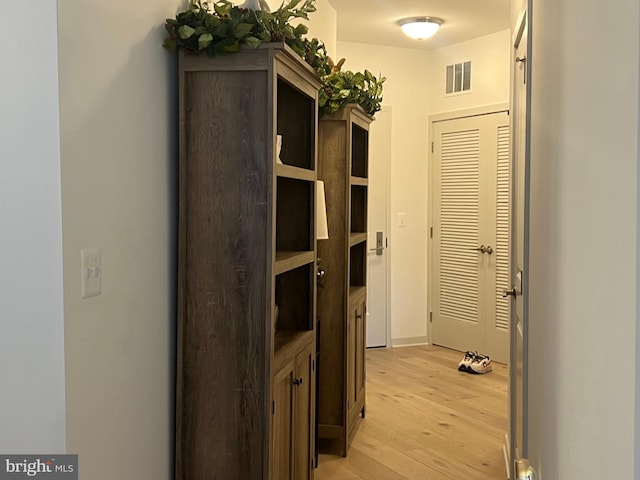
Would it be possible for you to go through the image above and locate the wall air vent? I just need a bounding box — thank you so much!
[445,61,472,95]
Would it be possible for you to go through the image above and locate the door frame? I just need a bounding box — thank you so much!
[367,105,393,348]
[508,4,532,477]
[427,103,509,345]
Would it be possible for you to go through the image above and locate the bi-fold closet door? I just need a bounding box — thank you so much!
[431,111,510,363]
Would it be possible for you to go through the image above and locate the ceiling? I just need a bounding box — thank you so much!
[326,0,511,50]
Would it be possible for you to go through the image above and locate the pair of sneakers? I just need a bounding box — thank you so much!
[458,351,492,374]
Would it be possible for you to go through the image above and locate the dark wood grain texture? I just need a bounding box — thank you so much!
[317,105,373,457]
[176,44,320,480]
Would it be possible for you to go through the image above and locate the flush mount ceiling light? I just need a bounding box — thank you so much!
[397,16,444,40]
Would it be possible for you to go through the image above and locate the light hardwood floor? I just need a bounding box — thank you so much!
[315,345,508,480]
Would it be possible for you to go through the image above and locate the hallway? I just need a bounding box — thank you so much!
[315,345,508,480]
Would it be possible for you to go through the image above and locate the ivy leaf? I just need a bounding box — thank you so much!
[223,40,241,53]
[214,2,229,16]
[233,22,254,39]
[245,36,262,48]
[294,24,308,36]
[178,25,196,39]
[259,30,272,42]
[198,33,214,50]
[163,38,177,51]
[230,6,243,21]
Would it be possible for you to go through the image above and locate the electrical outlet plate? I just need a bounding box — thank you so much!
[80,249,102,299]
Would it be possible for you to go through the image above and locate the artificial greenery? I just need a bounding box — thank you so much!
[163,0,315,56]
[163,0,385,118]
[319,69,386,117]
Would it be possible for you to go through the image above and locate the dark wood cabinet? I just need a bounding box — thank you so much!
[316,105,372,456]
[176,43,320,480]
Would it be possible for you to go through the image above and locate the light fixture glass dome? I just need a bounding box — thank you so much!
[397,17,443,40]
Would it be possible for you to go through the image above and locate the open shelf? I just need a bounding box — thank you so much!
[349,242,366,288]
[350,176,368,187]
[349,232,367,247]
[351,124,369,178]
[276,163,315,181]
[276,177,314,251]
[275,251,315,276]
[275,263,314,333]
[350,185,367,234]
[277,78,316,170]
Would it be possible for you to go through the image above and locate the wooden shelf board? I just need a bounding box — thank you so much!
[350,176,368,186]
[349,285,366,300]
[276,163,315,181]
[274,330,314,370]
[275,250,315,275]
[349,233,367,247]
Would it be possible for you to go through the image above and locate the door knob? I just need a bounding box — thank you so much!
[470,245,487,253]
[486,246,494,255]
[502,287,517,298]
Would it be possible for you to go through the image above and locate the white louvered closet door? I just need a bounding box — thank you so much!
[431,111,510,363]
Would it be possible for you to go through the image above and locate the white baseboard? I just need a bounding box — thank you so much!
[390,336,428,347]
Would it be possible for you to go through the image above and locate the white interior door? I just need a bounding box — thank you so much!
[431,111,510,364]
[366,107,391,348]
[508,8,531,478]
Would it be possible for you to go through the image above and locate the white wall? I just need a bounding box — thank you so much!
[337,42,431,345]
[429,30,511,114]
[57,0,183,478]
[527,0,639,478]
[305,0,337,59]
[0,1,66,453]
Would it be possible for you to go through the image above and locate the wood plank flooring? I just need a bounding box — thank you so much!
[315,345,508,480]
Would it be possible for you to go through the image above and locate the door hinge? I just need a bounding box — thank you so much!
[431,141,434,153]
[429,311,433,323]
[272,400,275,415]
[430,227,433,238]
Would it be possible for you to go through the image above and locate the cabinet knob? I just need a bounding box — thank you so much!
[293,378,303,386]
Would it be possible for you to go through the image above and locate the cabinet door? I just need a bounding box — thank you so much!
[347,301,358,412]
[272,360,295,480]
[355,298,366,408]
[294,343,315,480]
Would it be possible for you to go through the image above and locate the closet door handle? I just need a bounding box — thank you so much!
[471,245,487,253]
[486,246,494,255]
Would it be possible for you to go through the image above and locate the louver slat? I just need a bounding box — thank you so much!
[440,129,480,324]
[495,126,510,332]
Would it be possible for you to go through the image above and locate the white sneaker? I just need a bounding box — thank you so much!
[469,353,492,374]
[458,351,476,372]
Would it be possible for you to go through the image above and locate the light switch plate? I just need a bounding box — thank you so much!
[81,249,102,299]
[397,212,408,227]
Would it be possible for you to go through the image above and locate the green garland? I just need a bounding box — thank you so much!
[163,0,315,55]
[319,69,385,117]
[163,0,384,117]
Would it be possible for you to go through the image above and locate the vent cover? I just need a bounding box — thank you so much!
[446,61,472,94]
